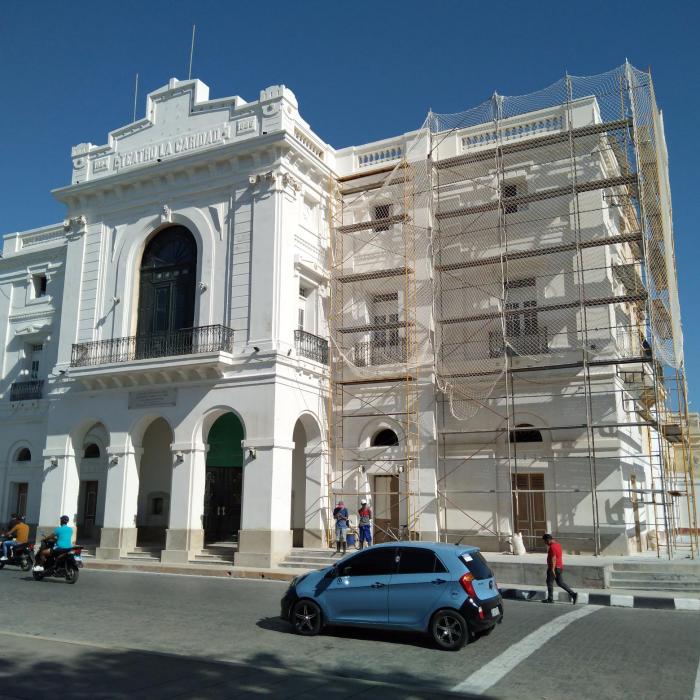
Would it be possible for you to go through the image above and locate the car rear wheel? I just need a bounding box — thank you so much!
[292,599,322,636]
[431,609,468,651]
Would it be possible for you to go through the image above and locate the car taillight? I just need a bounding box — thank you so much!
[459,572,477,598]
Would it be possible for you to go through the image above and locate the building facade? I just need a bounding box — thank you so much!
[0,65,695,565]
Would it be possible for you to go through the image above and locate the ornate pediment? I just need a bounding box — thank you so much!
[66,79,302,187]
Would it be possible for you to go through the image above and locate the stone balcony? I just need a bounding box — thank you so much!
[69,325,235,388]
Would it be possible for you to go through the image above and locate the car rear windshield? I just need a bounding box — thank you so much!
[459,551,493,580]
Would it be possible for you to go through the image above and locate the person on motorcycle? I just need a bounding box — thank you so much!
[1,516,29,561]
[33,515,73,573]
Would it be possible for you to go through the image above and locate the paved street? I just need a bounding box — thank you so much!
[0,568,697,699]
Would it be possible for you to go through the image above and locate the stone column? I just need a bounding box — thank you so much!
[96,448,141,560]
[236,439,294,567]
[37,449,81,543]
[161,443,206,564]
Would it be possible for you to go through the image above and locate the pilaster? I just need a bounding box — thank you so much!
[161,443,207,564]
[96,447,142,559]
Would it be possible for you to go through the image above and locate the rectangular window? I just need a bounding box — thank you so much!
[298,308,305,331]
[32,274,47,298]
[373,204,392,232]
[30,361,40,380]
[501,181,527,214]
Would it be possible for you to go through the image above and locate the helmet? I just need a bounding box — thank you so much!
[60,515,70,525]
[360,499,367,505]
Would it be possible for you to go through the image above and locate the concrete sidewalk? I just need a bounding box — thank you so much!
[499,583,700,610]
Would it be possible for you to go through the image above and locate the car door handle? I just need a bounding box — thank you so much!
[431,578,447,585]
[371,582,386,588]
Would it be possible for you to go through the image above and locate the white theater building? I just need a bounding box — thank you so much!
[0,70,691,565]
[0,80,332,566]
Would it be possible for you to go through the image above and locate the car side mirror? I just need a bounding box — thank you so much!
[341,566,352,577]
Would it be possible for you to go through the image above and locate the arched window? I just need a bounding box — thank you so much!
[84,443,101,459]
[137,226,197,338]
[510,423,543,443]
[371,429,399,447]
[15,448,31,462]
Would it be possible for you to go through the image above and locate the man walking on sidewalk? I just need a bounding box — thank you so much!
[542,533,578,604]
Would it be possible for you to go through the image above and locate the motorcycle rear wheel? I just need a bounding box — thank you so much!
[20,556,31,572]
[65,566,79,584]
[32,571,45,581]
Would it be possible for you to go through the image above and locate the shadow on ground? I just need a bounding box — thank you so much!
[257,614,435,649]
[0,641,493,699]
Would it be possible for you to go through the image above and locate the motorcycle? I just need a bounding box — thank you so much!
[33,539,83,584]
[0,537,34,571]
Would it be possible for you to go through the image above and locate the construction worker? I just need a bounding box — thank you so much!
[332,500,349,555]
[357,499,373,549]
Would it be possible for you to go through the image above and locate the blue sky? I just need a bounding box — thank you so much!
[1,1,699,395]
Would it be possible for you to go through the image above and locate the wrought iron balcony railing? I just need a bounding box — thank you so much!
[70,325,235,368]
[10,380,44,401]
[489,329,549,358]
[353,338,407,367]
[294,330,329,364]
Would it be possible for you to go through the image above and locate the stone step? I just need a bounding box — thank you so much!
[122,551,161,561]
[608,579,700,591]
[192,557,234,567]
[284,553,336,562]
[611,562,700,573]
[193,553,235,564]
[283,558,336,567]
[279,561,327,570]
[609,571,700,583]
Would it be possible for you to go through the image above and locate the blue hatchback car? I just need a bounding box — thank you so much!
[281,542,503,650]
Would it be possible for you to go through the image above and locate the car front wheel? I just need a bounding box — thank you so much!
[430,609,468,651]
[292,599,322,636]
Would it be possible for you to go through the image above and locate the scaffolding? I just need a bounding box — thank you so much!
[326,133,432,543]
[325,63,697,558]
[429,63,696,557]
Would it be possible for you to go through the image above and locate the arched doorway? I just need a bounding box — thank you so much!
[137,226,197,356]
[77,423,109,543]
[204,413,244,543]
[136,418,173,546]
[291,415,324,548]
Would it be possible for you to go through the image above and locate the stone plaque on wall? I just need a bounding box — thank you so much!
[128,388,177,410]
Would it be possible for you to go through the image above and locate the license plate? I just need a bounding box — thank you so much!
[490,607,500,618]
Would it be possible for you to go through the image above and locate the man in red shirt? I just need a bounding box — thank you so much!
[542,533,578,604]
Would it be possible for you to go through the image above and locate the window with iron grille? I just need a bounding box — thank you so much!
[373,204,392,231]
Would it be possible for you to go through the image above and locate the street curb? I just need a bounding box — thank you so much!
[83,559,298,581]
[500,587,700,611]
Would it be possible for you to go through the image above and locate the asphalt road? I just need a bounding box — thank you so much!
[0,568,697,699]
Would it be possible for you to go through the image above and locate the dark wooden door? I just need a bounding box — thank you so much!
[136,227,196,358]
[512,473,547,551]
[374,475,399,543]
[79,481,99,541]
[15,483,28,518]
[203,467,242,543]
